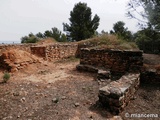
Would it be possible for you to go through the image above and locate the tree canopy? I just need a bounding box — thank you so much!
[63,2,100,41]
[110,21,133,41]
[21,27,67,43]
[127,0,160,53]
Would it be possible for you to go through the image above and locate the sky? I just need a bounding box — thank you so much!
[0,0,139,42]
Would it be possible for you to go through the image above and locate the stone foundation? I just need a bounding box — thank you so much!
[99,73,140,114]
[31,44,78,61]
[79,48,143,74]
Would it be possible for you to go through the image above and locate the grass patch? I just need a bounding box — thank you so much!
[2,72,10,83]
[77,34,138,50]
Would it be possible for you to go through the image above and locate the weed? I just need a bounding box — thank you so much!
[3,72,10,83]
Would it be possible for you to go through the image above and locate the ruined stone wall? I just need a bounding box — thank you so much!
[0,44,36,55]
[0,43,78,62]
[79,48,143,73]
[31,44,78,61]
[99,73,140,114]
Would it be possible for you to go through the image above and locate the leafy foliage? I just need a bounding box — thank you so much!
[21,27,67,43]
[135,27,160,53]
[110,21,133,41]
[63,2,100,41]
[21,33,39,43]
[127,0,160,53]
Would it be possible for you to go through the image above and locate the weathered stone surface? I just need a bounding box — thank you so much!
[97,70,111,80]
[99,73,140,114]
[79,48,143,73]
[76,64,98,73]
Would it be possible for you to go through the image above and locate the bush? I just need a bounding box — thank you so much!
[3,72,10,83]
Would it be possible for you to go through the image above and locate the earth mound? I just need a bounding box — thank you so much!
[37,38,57,45]
[0,49,41,72]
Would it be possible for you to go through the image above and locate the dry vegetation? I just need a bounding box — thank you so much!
[77,34,138,50]
[37,38,57,45]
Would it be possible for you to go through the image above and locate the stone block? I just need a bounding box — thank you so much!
[97,70,111,80]
[76,64,98,73]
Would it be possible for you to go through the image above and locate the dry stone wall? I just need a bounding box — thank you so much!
[79,48,143,73]
[0,43,78,62]
[99,73,140,114]
[31,44,78,61]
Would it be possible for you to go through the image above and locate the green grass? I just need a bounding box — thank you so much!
[77,34,138,50]
[3,72,10,83]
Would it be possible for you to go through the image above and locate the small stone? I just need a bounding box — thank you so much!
[61,96,66,100]
[74,102,80,107]
[13,92,19,96]
[20,97,26,102]
[52,98,59,103]
[131,96,137,100]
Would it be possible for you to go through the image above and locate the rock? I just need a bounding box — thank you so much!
[97,70,111,80]
[61,96,66,100]
[74,102,80,107]
[52,98,59,103]
[20,97,26,102]
[13,92,19,96]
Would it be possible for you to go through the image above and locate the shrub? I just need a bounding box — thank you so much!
[3,72,10,83]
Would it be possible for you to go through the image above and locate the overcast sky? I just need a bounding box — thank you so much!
[0,0,139,42]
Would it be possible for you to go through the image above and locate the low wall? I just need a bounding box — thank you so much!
[31,44,78,61]
[99,73,140,114]
[79,48,143,73]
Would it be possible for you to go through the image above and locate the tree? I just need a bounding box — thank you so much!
[21,27,68,43]
[127,0,160,30]
[135,27,160,53]
[110,21,133,41]
[36,32,45,39]
[63,2,100,41]
[127,0,160,53]
[21,33,39,43]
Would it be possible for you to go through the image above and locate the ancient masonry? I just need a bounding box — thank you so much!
[76,48,143,114]
[31,44,78,61]
[0,43,78,72]
[77,48,143,73]
[0,43,159,115]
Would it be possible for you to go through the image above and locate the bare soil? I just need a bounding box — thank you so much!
[0,54,159,120]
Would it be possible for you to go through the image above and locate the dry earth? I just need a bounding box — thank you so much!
[0,55,159,120]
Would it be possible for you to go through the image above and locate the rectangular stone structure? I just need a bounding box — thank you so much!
[98,73,140,114]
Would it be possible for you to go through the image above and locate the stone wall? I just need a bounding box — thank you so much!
[79,48,143,73]
[31,44,78,61]
[0,43,78,62]
[99,73,140,114]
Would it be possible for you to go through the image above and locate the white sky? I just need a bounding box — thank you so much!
[0,0,139,42]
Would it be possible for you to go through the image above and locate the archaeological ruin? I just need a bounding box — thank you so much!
[0,42,159,115]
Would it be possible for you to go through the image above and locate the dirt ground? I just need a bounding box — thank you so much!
[0,55,160,120]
